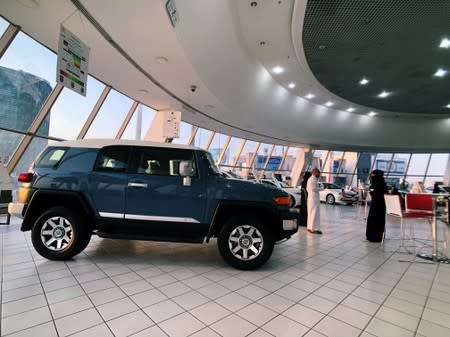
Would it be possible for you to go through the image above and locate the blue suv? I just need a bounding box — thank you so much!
[9,139,298,269]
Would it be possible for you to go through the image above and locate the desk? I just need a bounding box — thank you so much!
[416,194,449,263]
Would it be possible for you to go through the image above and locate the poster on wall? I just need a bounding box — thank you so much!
[56,25,90,96]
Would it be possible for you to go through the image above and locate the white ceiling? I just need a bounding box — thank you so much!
[1,0,449,151]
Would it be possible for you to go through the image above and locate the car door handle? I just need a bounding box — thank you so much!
[128,182,148,188]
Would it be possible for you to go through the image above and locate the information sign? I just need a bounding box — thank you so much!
[56,25,90,96]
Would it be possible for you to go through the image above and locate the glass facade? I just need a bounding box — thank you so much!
[0,16,448,191]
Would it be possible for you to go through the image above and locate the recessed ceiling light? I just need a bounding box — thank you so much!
[288,82,296,89]
[325,101,334,107]
[259,41,266,46]
[445,103,450,109]
[433,68,448,77]
[305,93,315,99]
[439,38,450,49]
[368,111,377,116]
[377,90,391,98]
[272,66,284,74]
[155,56,168,64]
[347,107,355,112]
[250,1,258,7]
[16,0,39,8]
[359,77,369,85]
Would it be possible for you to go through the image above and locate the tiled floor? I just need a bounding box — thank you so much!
[1,204,450,337]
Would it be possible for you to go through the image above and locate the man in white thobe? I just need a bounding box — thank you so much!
[306,168,322,234]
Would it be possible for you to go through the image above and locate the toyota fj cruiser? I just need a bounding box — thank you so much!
[9,139,298,269]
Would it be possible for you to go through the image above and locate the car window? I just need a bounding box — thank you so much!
[204,151,220,175]
[325,184,341,189]
[35,147,67,168]
[95,146,130,173]
[135,147,197,177]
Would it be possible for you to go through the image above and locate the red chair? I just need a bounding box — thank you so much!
[384,194,432,250]
[405,193,433,214]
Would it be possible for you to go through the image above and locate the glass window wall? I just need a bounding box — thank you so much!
[219,136,244,169]
[238,140,258,179]
[192,127,212,149]
[121,104,156,140]
[1,16,449,194]
[208,132,229,163]
[0,16,9,36]
[84,89,133,139]
[38,75,105,140]
[171,121,193,145]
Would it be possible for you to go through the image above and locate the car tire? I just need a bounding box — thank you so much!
[31,207,90,260]
[218,215,275,270]
[326,194,335,205]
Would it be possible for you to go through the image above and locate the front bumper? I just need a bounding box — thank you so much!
[279,208,299,240]
[8,202,25,218]
[339,195,358,203]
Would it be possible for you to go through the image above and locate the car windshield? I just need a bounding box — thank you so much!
[205,152,220,175]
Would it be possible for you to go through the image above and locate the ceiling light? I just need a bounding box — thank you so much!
[359,78,369,85]
[325,101,334,107]
[368,111,377,116]
[433,68,448,77]
[347,107,355,112]
[16,0,39,8]
[250,1,258,7]
[445,103,450,109]
[439,38,450,48]
[155,56,168,64]
[288,82,296,89]
[377,90,391,98]
[305,93,315,99]
[272,66,284,74]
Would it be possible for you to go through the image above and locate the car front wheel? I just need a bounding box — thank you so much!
[218,215,275,270]
[31,207,90,260]
[326,194,335,205]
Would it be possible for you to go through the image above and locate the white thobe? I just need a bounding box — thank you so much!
[306,175,321,231]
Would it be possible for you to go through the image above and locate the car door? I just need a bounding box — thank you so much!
[89,145,131,232]
[124,146,208,242]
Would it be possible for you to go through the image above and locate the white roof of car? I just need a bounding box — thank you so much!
[49,139,203,151]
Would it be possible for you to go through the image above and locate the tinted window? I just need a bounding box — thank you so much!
[95,146,130,173]
[135,147,197,176]
[35,147,67,168]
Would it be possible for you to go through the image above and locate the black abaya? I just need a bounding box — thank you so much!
[299,188,308,227]
[366,170,387,242]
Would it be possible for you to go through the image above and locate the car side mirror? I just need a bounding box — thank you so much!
[179,160,194,186]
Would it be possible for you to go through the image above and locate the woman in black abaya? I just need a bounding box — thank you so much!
[299,171,311,227]
[366,169,388,242]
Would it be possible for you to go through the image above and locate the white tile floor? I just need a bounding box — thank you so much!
[1,204,450,337]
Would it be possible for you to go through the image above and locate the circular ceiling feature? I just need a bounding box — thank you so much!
[302,0,450,115]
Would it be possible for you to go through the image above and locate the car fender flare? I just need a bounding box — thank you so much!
[21,189,95,231]
[205,200,280,243]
